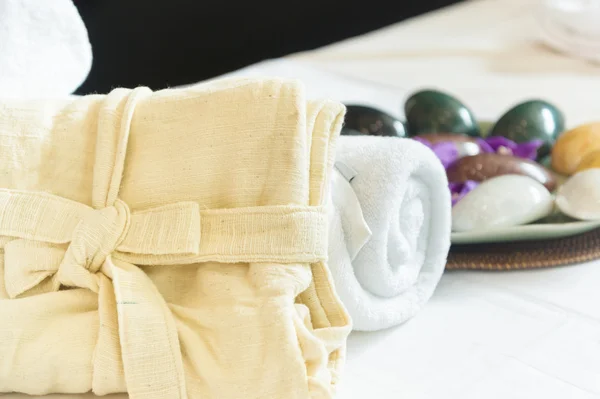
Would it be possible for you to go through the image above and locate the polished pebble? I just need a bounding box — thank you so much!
[576,149,600,172]
[455,142,481,158]
[452,175,554,232]
[552,122,600,175]
[404,89,479,137]
[343,105,406,137]
[446,153,557,191]
[490,100,565,158]
[538,154,553,169]
[556,168,600,220]
[341,128,364,136]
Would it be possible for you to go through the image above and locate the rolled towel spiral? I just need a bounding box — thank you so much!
[328,136,451,331]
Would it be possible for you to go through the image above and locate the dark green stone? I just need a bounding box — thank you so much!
[538,154,552,169]
[490,100,565,158]
[343,105,406,137]
[340,128,366,136]
[404,89,480,137]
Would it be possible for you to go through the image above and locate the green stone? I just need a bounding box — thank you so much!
[538,154,552,169]
[490,100,565,158]
[404,89,480,137]
[343,105,406,137]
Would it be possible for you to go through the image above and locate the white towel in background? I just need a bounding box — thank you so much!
[537,0,600,63]
[0,0,92,97]
[328,136,451,331]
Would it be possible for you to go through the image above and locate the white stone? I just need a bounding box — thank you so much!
[452,175,554,232]
[556,168,600,220]
[455,141,481,158]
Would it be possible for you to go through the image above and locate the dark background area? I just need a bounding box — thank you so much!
[74,0,463,94]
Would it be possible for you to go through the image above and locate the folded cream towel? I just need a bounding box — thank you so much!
[0,78,350,398]
[0,0,92,97]
[328,136,451,331]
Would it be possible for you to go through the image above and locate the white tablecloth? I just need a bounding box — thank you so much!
[4,0,600,397]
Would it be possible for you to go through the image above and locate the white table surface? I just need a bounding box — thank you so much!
[4,0,600,398]
[292,0,600,128]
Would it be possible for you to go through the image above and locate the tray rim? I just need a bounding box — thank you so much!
[451,220,600,244]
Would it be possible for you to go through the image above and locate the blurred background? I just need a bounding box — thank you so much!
[73,0,463,94]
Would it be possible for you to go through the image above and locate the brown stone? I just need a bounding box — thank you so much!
[446,153,557,192]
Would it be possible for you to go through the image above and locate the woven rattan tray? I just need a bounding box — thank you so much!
[446,227,600,270]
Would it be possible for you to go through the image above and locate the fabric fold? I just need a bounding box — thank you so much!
[328,136,451,331]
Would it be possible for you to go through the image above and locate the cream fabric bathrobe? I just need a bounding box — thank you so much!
[0,78,351,398]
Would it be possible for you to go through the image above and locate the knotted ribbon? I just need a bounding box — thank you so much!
[1,190,200,298]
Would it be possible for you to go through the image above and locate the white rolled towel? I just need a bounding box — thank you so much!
[0,0,92,97]
[328,136,451,331]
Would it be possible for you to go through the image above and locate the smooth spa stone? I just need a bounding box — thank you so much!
[340,128,364,136]
[446,153,558,191]
[490,100,565,158]
[343,105,407,137]
[404,89,480,137]
[416,133,481,158]
[551,122,600,175]
[452,175,554,232]
[576,149,600,173]
[556,169,600,220]
[539,154,553,169]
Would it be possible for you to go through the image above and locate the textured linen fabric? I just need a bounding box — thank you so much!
[0,78,351,398]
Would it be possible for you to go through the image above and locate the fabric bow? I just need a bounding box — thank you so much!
[0,189,200,298]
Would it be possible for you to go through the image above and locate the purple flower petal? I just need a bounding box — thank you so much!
[512,139,544,160]
[475,138,495,153]
[412,137,460,169]
[483,136,517,151]
[449,180,479,206]
[431,142,459,169]
[477,136,544,160]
